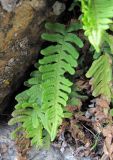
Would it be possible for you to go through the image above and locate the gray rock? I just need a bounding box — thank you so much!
[0,124,18,159]
[0,0,19,12]
[63,147,77,160]
[81,158,91,160]
[0,123,93,160]
[27,147,64,160]
[52,1,66,15]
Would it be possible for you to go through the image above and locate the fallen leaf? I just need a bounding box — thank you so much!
[102,125,113,160]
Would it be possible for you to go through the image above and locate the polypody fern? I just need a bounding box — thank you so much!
[86,54,112,100]
[81,0,113,51]
[9,22,83,146]
[39,22,83,140]
[8,69,50,147]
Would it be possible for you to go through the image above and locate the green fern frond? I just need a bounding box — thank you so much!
[39,22,83,140]
[86,54,112,100]
[9,22,83,147]
[9,104,46,147]
[8,68,45,147]
[81,0,113,51]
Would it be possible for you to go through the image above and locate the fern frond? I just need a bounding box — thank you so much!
[86,54,112,100]
[8,68,45,147]
[39,22,83,140]
[81,0,113,51]
[9,22,83,147]
[9,104,46,147]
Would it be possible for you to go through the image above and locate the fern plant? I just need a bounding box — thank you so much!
[9,22,83,146]
[86,54,112,100]
[39,22,83,140]
[8,69,50,147]
[79,0,113,100]
[81,0,113,52]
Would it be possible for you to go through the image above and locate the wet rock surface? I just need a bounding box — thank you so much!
[0,0,55,112]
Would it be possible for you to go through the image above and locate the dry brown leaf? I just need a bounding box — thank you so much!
[87,97,113,159]
[66,105,81,112]
[88,97,110,123]
[96,98,110,108]
[17,155,27,160]
[70,119,90,144]
[75,114,92,123]
[76,79,90,91]
[102,125,113,160]
[57,120,70,137]
[92,122,102,133]
[15,134,31,159]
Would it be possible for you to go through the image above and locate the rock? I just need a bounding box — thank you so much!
[52,1,66,16]
[0,0,56,112]
[63,147,77,160]
[29,0,46,10]
[0,123,66,160]
[27,147,64,160]
[0,123,93,160]
[0,123,18,160]
[0,0,19,12]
